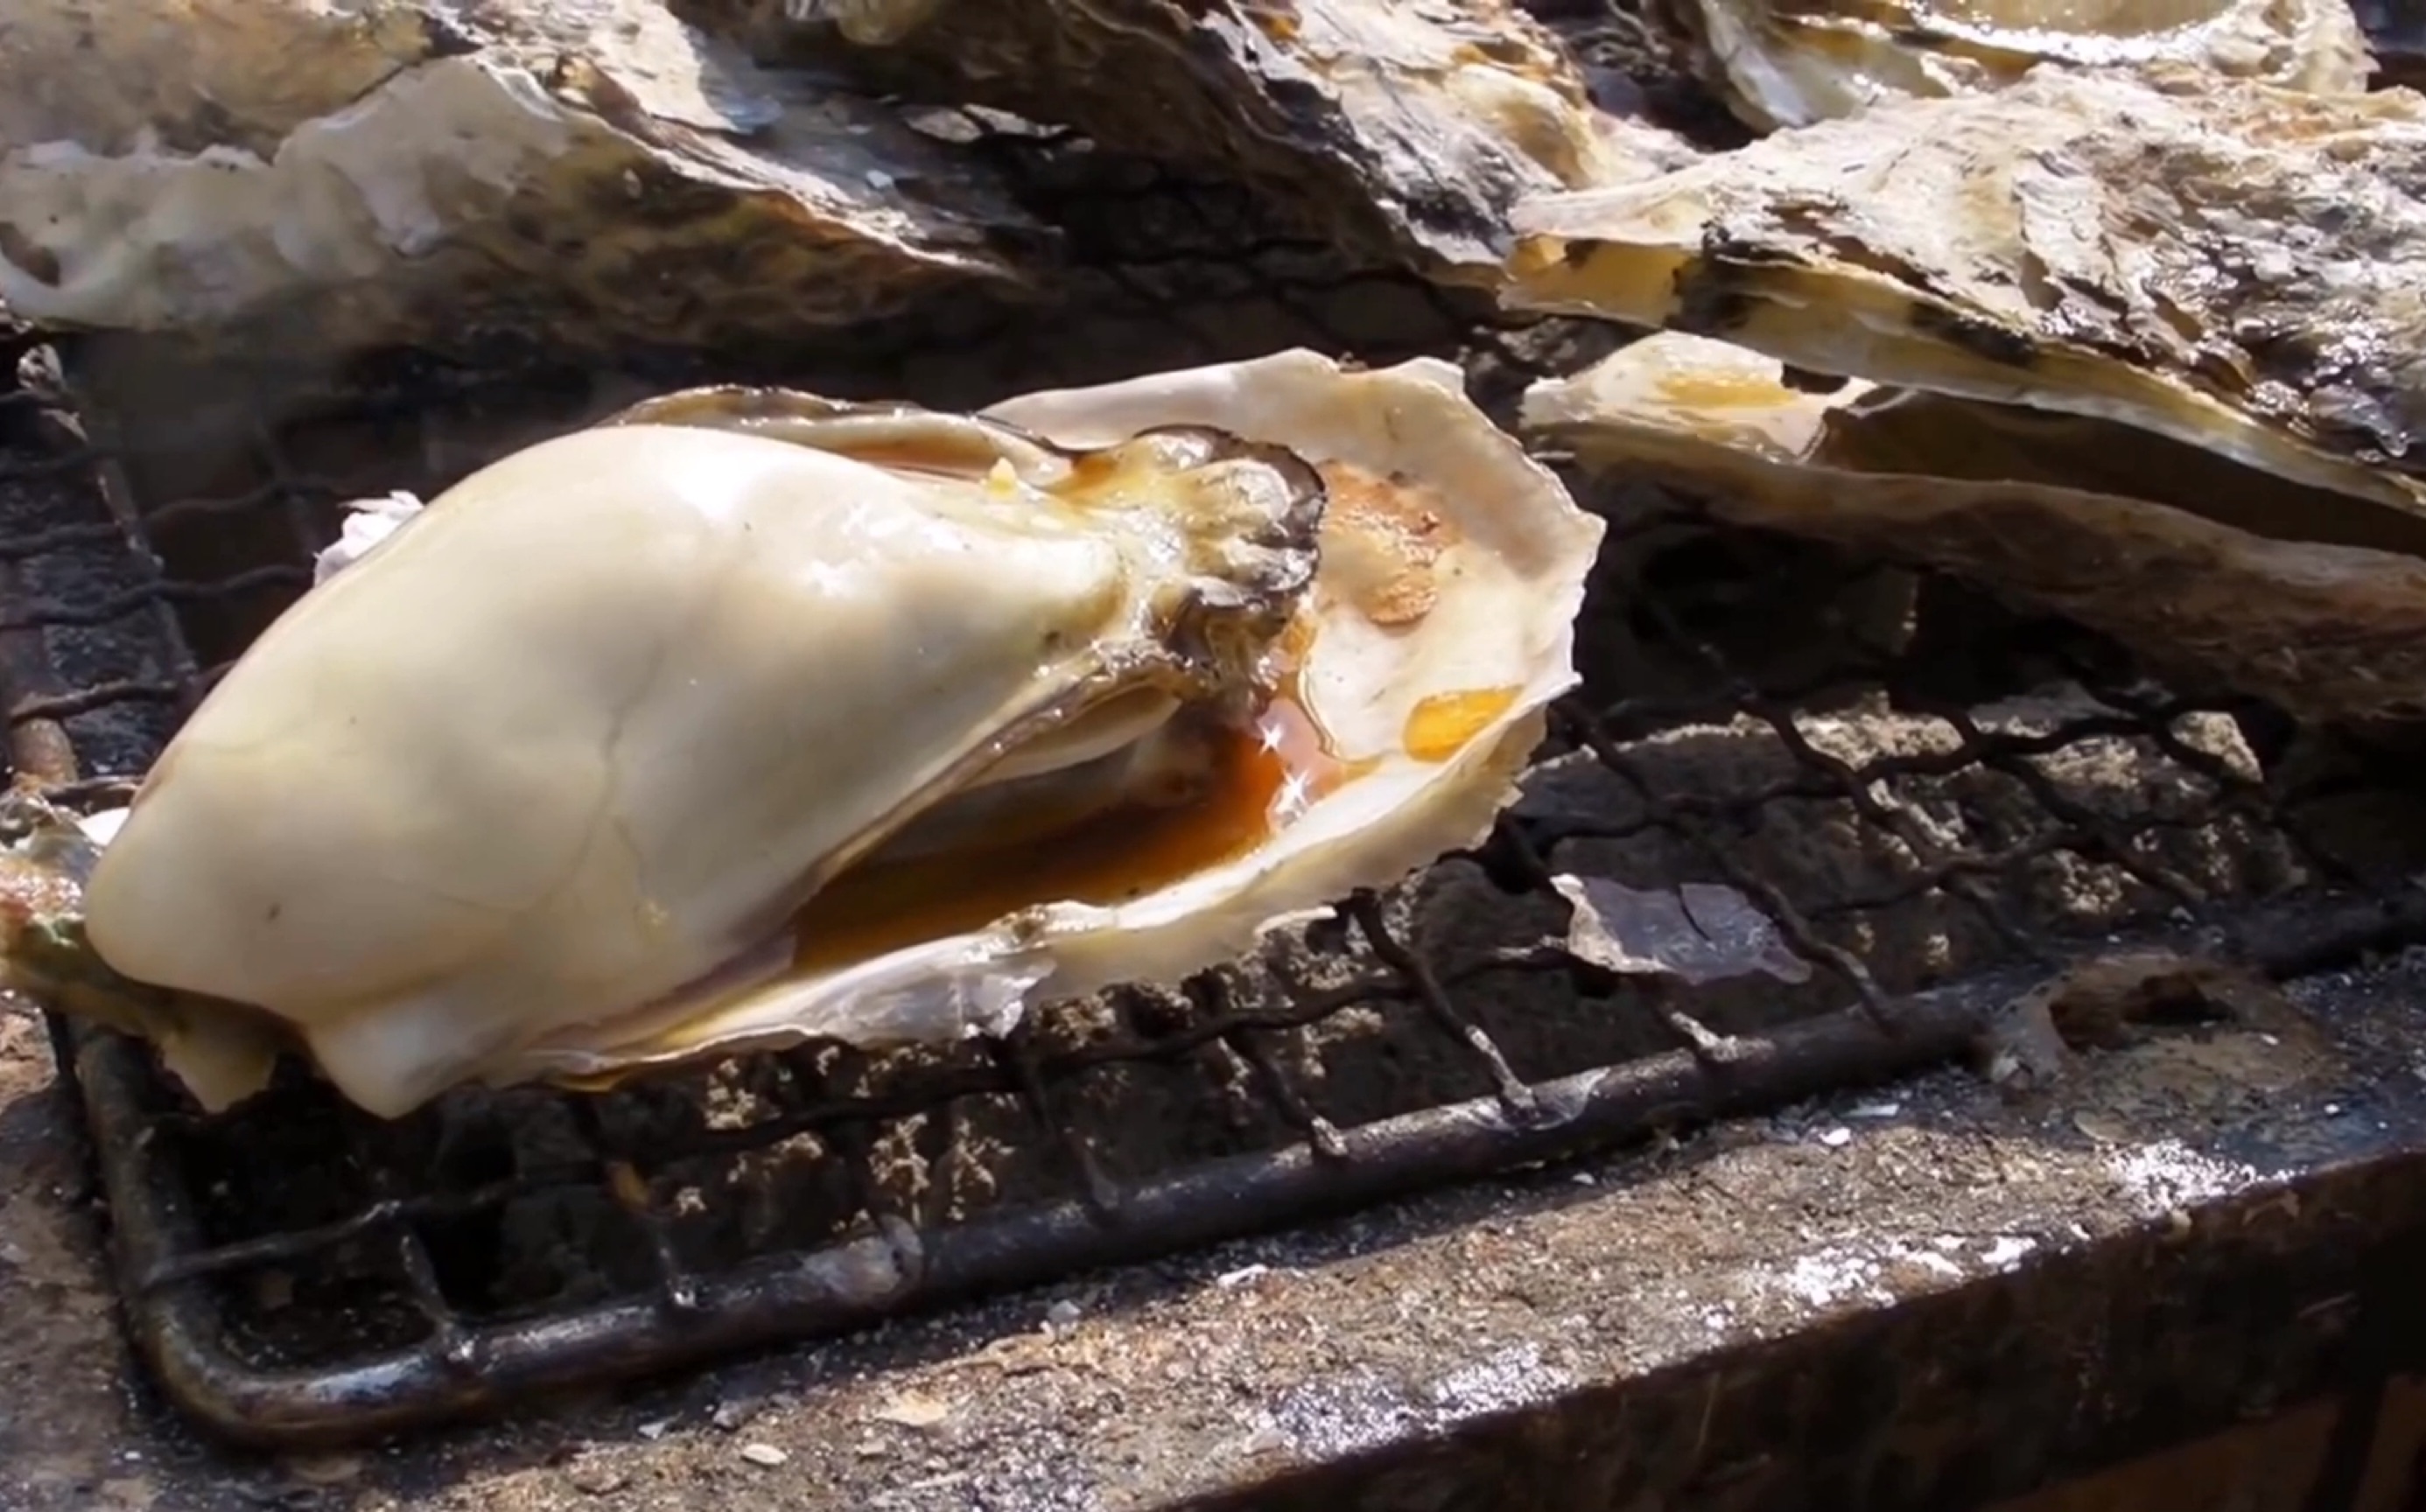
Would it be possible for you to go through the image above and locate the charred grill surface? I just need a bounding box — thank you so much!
[3,122,2425,1447]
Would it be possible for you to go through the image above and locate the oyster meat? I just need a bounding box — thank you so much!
[17,352,1602,1120]
[1525,331,2426,722]
[1665,0,2373,131]
[0,0,1044,360]
[724,0,1692,282]
[1506,66,2426,522]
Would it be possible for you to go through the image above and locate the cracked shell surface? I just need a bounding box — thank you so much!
[1666,0,2373,131]
[1524,331,2426,724]
[55,353,1601,1122]
[1506,66,2426,521]
[0,0,1044,360]
[726,0,1690,281]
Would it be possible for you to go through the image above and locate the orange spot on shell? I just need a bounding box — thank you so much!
[787,651,1364,975]
[1402,688,1520,763]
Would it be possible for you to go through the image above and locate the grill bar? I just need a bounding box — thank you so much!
[39,947,1983,1439]
[61,882,2426,1446]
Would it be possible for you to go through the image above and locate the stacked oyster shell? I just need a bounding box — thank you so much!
[0,0,1055,361]
[1504,48,2426,726]
[0,0,1697,360]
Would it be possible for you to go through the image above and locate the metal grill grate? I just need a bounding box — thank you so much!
[5,120,2426,1449]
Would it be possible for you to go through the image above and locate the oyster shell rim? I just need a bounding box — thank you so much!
[497,348,1607,1091]
[1663,0,2378,133]
[1500,64,2426,525]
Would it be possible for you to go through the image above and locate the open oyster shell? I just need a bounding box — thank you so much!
[722,0,1689,282]
[1525,332,2426,723]
[0,1,1043,360]
[1504,66,2426,521]
[1665,0,2373,132]
[14,353,1602,1120]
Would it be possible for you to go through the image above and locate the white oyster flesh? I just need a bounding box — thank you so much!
[79,410,1327,1118]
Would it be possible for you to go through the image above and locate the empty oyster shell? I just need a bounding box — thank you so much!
[1525,332,2426,723]
[24,353,1602,1119]
[0,1,1043,360]
[730,0,1682,281]
[1505,66,2426,520]
[1666,0,2373,131]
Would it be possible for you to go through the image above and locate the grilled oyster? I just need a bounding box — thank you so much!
[1666,0,2373,131]
[1505,66,2426,520]
[725,0,1689,282]
[0,0,1042,360]
[1525,332,2426,722]
[15,354,1601,1120]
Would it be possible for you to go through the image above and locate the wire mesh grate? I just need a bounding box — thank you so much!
[4,115,2425,1448]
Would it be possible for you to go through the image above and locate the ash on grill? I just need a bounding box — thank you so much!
[4,116,2426,1447]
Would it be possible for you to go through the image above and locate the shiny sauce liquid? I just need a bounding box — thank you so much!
[783,634,1522,973]
[787,669,1352,973]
